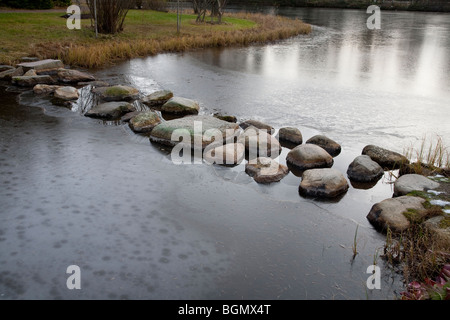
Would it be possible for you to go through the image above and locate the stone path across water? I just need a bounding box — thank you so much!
[3,58,449,241]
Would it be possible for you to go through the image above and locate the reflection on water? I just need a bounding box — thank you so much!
[203,9,450,97]
[223,7,450,99]
[108,7,449,155]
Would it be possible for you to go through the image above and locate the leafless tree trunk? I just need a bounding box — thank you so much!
[216,0,227,24]
[192,0,200,14]
[86,0,132,34]
[195,0,227,24]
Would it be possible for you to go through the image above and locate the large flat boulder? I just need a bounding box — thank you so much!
[12,75,56,87]
[0,65,15,72]
[17,59,64,73]
[245,157,289,184]
[161,97,199,115]
[299,168,349,199]
[57,68,95,83]
[393,174,440,197]
[366,196,426,233]
[85,101,136,120]
[362,145,409,169]
[286,144,333,171]
[128,110,162,133]
[150,115,240,149]
[347,155,385,183]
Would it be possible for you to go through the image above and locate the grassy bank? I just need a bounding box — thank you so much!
[0,9,311,68]
[383,136,450,299]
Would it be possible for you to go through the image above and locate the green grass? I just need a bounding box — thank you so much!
[406,190,430,200]
[440,216,450,229]
[0,10,310,68]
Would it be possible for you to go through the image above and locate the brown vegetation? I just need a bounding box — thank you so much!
[29,12,311,69]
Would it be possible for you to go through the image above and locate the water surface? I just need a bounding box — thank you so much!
[2,7,449,300]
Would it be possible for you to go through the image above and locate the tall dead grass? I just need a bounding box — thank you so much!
[402,135,450,176]
[383,208,450,284]
[30,12,311,69]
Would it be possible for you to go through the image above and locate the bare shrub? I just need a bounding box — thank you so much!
[86,0,133,34]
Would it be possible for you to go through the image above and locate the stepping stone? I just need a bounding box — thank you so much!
[33,84,63,95]
[128,110,162,133]
[393,174,440,197]
[121,111,142,123]
[17,59,64,73]
[0,68,17,80]
[93,85,139,102]
[57,68,95,83]
[299,168,349,198]
[366,196,426,233]
[278,127,303,145]
[161,97,199,115]
[85,101,135,119]
[54,86,79,101]
[347,155,384,183]
[0,65,15,72]
[12,75,56,87]
[23,69,37,77]
[286,144,333,171]
[141,90,173,108]
[245,157,289,184]
[306,135,341,157]
[362,145,409,169]
[11,67,24,77]
[204,143,245,166]
[240,119,274,134]
[237,126,282,158]
[213,113,237,123]
[150,115,240,149]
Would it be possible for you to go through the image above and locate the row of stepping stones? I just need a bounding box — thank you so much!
[6,59,447,239]
[130,93,448,240]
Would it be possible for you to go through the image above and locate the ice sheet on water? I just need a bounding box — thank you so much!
[428,190,444,196]
[429,199,450,207]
